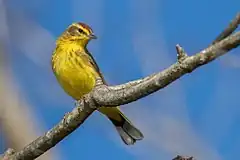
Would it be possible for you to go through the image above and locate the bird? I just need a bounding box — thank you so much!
[51,22,144,145]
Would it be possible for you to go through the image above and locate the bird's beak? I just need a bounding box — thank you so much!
[89,34,97,39]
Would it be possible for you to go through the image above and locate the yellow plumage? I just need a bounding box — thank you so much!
[52,43,96,99]
[52,22,143,145]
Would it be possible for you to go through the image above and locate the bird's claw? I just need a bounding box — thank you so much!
[75,99,85,112]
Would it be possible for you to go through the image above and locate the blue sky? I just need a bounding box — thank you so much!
[1,0,240,159]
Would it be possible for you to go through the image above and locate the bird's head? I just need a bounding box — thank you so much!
[58,22,97,47]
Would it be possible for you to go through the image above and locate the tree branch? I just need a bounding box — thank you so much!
[0,148,15,160]
[1,100,96,160]
[93,31,240,106]
[172,155,195,160]
[2,13,240,160]
[212,12,240,44]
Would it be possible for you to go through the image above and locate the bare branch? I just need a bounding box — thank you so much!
[93,31,240,106]
[0,148,15,160]
[176,44,188,63]
[212,12,240,44]
[3,13,240,160]
[6,99,95,160]
[172,155,195,160]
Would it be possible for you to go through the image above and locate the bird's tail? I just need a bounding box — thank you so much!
[98,107,144,145]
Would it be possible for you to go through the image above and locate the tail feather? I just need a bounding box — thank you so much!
[98,107,144,145]
[116,127,136,145]
[122,119,143,140]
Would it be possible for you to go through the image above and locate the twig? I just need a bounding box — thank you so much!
[3,13,240,160]
[172,155,195,160]
[176,44,188,63]
[212,12,240,44]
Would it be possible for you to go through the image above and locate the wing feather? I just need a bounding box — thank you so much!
[77,49,107,84]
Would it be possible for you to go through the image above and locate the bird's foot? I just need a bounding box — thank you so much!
[75,99,85,112]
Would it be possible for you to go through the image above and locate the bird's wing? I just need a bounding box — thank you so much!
[77,49,107,84]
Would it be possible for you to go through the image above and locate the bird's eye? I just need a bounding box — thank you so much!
[78,28,84,34]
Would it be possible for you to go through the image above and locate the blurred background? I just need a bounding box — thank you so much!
[0,0,239,159]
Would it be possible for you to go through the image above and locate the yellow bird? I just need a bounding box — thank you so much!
[51,22,144,145]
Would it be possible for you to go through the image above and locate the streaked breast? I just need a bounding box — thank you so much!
[52,48,96,100]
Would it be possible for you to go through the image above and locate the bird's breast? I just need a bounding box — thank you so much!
[52,51,96,100]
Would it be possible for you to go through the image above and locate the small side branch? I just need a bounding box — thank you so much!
[212,12,240,44]
[176,44,188,63]
[172,155,195,160]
